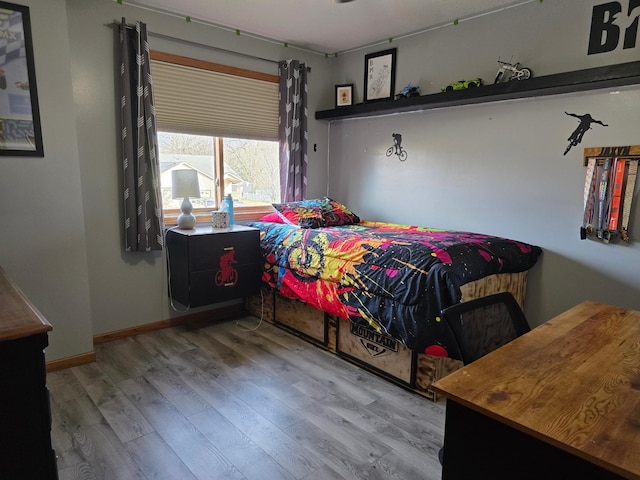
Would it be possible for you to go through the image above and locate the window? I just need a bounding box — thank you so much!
[159,132,279,214]
[151,51,280,223]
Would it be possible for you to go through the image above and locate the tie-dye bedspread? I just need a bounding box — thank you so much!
[248,220,542,359]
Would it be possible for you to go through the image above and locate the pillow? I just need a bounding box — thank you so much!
[258,212,285,223]
[272,197,360,228]
[272,200,325,228]
[318,197,360,226]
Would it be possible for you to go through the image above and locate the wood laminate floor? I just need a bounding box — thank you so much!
[49,315,445,480]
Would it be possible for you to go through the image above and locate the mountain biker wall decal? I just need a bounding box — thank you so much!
[387,133,407,161]
[564,112,609,155]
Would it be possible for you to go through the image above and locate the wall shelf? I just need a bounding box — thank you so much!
[315,61,640,121]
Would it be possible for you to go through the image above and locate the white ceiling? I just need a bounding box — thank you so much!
[122,0,533,54]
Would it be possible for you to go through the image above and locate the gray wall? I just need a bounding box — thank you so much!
[0,0,332,361]
[0,0,638,362]
[325,0,640,327]
[66,0,331,352]
[0,0,93,360]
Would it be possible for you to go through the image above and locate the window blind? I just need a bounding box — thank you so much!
[150,57,279,141]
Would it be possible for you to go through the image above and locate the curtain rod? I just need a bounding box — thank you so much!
[107,21,310,71]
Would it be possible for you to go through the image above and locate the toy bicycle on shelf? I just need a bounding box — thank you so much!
[494,58,532,83]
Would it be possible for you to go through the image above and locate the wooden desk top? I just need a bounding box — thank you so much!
[432,301,640,479]
[0,267,52,342]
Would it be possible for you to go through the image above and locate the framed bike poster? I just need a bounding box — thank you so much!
[0,1,43,156]
[364,48,396,103]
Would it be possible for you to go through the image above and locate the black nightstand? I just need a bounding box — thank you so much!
[166,225,261,308]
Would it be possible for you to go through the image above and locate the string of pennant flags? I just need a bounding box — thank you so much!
[114,0,545,58]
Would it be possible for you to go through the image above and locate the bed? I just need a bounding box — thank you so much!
[245,197,542,399]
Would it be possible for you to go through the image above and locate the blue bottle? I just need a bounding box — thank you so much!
[221,194,234,225]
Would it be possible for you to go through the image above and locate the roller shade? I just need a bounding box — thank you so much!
[151,59,279,141]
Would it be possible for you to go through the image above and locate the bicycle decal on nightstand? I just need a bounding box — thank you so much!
[216,248,238,286]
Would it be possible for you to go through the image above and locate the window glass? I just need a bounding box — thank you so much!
[159,132,215,210]
[222,138,279,205]
[158,132,279,213]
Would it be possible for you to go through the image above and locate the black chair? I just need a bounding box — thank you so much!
[437,291,531,469]
[440,291,531,365]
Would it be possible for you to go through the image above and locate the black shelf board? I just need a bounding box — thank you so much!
[315,61,640,121]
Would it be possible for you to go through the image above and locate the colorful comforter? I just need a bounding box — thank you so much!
[248,220,542,359]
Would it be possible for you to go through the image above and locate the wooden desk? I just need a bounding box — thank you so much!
[432,301,640,480]
[0,267,58,479]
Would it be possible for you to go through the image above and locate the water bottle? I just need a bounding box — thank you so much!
[220,194,234,225]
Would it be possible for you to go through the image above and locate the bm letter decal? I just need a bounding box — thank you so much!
[588,0,640,54]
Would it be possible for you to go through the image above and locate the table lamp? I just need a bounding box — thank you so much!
[172,169,200,229]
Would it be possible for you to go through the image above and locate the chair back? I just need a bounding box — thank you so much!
[441,291,530,364]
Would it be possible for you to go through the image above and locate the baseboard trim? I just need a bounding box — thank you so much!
[93,303,245,344]
[46,303,247,371]
[47,351,96,372]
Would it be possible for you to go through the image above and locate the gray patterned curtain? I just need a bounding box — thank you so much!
[118,19,163,251]
[278,60,308,202]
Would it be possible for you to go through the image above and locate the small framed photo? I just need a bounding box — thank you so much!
[335,83,353,107]
[364,48,396,103]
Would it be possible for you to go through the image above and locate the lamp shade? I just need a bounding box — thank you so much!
[171,169,200,199]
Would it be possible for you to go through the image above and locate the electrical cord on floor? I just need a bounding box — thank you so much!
[235,288,264,332]
[164,225,190,313]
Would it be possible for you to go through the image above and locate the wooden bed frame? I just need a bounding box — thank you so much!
[245,271,528,401]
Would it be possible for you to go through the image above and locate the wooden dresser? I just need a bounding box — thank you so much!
[0,267,58,479]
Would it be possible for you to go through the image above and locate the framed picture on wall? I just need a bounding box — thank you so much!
[0,1,43,156]
[335,83,353,107]
[364,48,396,103]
